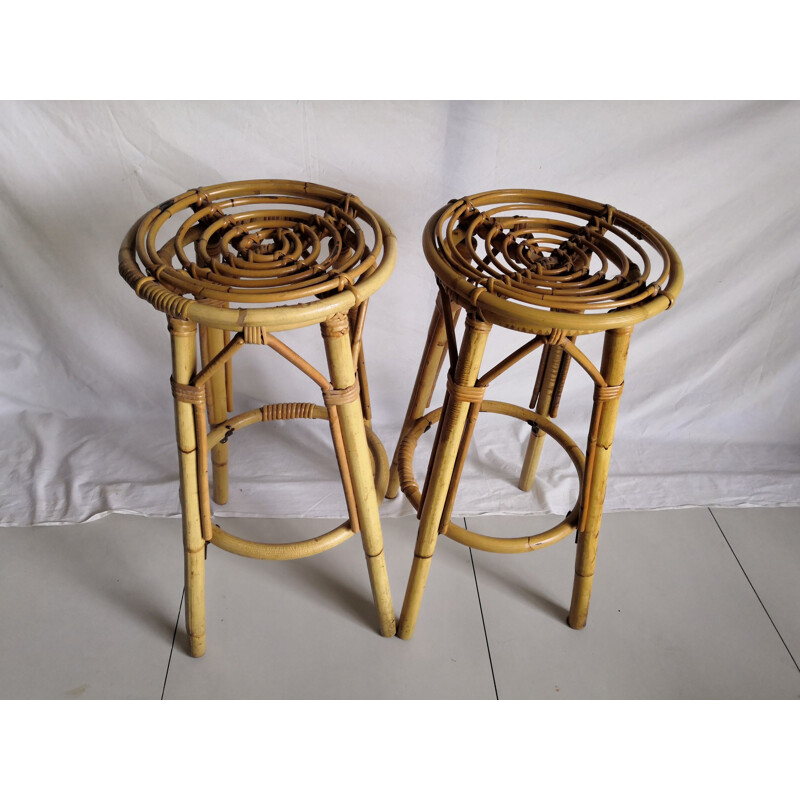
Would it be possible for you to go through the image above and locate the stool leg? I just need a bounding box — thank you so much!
[387,295,460,499]
[321,313,396,637]
[169,317,206,657]
[519,343,564,491]
[397,314,491,640]
[568,326,632,630]
[204,325,230,505]
[348,305,373,426]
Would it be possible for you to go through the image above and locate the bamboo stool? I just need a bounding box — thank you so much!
[119,179,397,657]
[389,189,683,640]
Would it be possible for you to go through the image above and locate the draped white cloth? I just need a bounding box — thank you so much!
[1,100,798,525]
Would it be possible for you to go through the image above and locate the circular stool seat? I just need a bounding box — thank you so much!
[119,179,395,330]
[424,189,682,334]
[389,189,683,640]
[119,180,397,657]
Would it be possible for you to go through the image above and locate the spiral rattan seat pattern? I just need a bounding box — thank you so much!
[118,180,398,657]
[391,189,683,640]
[425,189,683,334]
[119,180,396,332]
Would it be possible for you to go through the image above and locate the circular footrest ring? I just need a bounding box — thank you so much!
[205,403,388,560]
[397,400,585,554]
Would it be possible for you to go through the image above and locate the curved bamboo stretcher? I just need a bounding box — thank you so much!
[390,189,683,640]
[119,180,397,657]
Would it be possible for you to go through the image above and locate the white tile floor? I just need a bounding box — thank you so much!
[0,507,798,699]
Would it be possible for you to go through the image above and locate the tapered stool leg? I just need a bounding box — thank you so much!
[321,313,396,637]
[348,305,373,426]
[204,324,230,505]
[387,295,460,499]
[568,326,632,629]
[169,317,207,657]
[519,342,565,491]
[397,314,491,640]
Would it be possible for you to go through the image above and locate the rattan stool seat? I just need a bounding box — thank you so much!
[391,188,683,640]
[424,189,682,335]
[119,180,397,657]
[120,179,395,330]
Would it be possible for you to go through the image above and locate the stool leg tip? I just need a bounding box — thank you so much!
[395,619,416,641]
[518,475,535,492]
[188,637,207,658]
[567,613,587,630]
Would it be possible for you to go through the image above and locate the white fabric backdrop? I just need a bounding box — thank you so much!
[1,100,798,525]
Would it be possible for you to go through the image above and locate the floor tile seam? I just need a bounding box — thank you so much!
[465,517,499,700]
[707,507,800,673]
[161,589,184,700]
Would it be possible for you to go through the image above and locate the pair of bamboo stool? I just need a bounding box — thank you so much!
[119,180,682,656]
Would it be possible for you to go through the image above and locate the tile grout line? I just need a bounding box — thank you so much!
[161,588,184,700]
[465,517,500,700]
[708,507,800,673]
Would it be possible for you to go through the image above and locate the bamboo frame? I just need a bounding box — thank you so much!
[394,189,681,640]
[120,181,397,656]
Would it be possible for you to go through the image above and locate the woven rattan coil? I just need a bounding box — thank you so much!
[424,189,683,334]
[119,179,396,332]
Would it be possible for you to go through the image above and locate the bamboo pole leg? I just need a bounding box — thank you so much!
[387,296,459,499]
[205,325,230,505]
[169,317,206,658]
[321,313,396,637]
[397,314,491,640]
[519,343,564,492]
[348,305,373,426]
[568,327,632,630]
